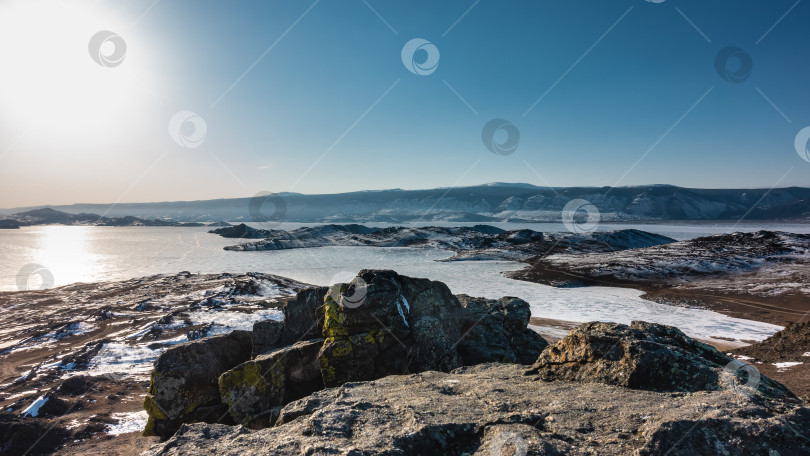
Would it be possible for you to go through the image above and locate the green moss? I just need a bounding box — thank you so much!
[146,370,160,396]
[267,360,284,388]
[218,362,268,406]
[142,393,166,437]
[319,355,336,383]
[363,330,384,344]
[142,371,168,436]
[142,416,158,437]
[330,339,353,357]
[143,395,167,420]
[322,288,348,338]
[183,400,201,415]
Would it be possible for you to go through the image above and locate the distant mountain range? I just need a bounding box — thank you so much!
[2,183,809,224]
[0,208,229,228]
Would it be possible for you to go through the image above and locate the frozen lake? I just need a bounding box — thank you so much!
[1,222,799,343]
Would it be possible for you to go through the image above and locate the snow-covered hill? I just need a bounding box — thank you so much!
[212,224,676,261]
[5,184,810,223]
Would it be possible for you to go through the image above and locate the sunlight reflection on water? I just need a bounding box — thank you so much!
[0,225,790,342]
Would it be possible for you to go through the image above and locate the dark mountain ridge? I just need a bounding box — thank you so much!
[2,184,810,223]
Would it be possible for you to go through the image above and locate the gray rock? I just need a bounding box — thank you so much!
[527,321,794,397]
[456,294,548,365]
[142,363,810,456]
[143,331,252,438]
[218,339,324,427]
[279,287,327,345]
[319,270,464,387]
[251,320,283,357]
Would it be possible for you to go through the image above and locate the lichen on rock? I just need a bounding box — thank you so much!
[143,270,549,438]
[142,330,252,438]
[218,339,323,427]
[527,321,794,398]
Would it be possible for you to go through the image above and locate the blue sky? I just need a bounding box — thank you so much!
[0,0,808,207]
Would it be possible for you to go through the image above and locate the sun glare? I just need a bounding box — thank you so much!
[30,225,100,287]
[0,0,154,149]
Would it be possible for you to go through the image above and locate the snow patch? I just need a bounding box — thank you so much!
[188,308,283,335]
[396,296,409,328]
[22,395,48,417]
[83,343,160,378]
[106,411,149,435]
[773,362,803,371]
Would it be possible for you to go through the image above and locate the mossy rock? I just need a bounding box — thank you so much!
[219,339,324,427]
[142,330,252,438]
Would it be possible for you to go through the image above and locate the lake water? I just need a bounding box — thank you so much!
[2,222,806,342]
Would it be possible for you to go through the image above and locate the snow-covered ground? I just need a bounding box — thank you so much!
[106,411,149,435]
[218,224,675,263]
[538,231,809,288]
[0,273,303,384]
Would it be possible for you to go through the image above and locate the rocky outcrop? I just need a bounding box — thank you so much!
[208,223,270,239]
[143,270,549,438]
[218,339,324,428]
[735,321,810,360]
[0,219,20,229]
[220,224,676,262]
[249,286,327,357]
[456,294,548,365]
[142,331,252,438]
[526,321,794,397]
[319,270,465,387]
[278,286,327,345]
[250,320,283,357]
[143,363,810,456]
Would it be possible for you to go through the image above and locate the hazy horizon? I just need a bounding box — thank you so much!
[4,181,810,214]
[2,0,809,208]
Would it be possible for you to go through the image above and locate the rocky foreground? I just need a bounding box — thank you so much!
[143,318,810,455]
[211,224,675,261]
[140,270,809,455]
[1,270,809,455]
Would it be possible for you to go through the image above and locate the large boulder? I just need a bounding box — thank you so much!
[142,271,550,437]
[251,286,326,358]
[143,363,810,456]
[278,286,327,345]
[318,270,465,387]
[143,331,252,438]
[251,320,283,357]
[526,321,793,396]
[456,294,548,365]
[218,338,324,427]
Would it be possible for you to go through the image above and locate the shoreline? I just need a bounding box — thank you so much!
[509,263,808,327]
